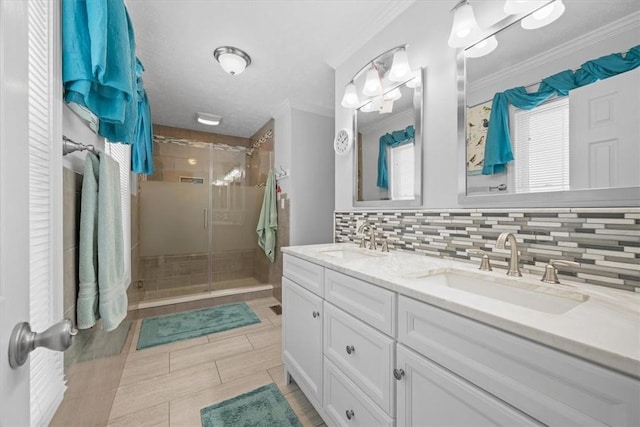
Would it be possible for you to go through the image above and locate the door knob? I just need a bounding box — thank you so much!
[312,311,320,318]
[345,409,355,420]
[345,345,355,355]
[8,318,77,369]
[393,368,405,380]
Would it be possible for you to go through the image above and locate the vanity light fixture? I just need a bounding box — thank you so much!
[196,112,222,126]
[213,46,252,75]
[388,48,411,82]
[504,0,547,15]
[384,87,402,101]
[341,82,360,108]
[465,35,499,58]
[362,65,383,97]
[521,0,565,29]
[447,0,481,48]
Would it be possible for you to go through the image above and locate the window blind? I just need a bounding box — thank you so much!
[28,0,66,425]
[106,142,132,287]
[513,97,570,193]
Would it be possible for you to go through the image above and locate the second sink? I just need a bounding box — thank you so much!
[407,271,589,315]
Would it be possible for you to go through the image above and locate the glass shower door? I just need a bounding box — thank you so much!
[138,142,212,301]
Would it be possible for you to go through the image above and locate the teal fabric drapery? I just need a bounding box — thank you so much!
[482,45,640,175]
[377,125,415,189]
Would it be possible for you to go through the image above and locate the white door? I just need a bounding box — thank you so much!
[1,0,66,425]
[570,67,640,189]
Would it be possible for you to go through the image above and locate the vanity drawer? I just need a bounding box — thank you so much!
[324,302,395,416]
[324,357,394,427]
[283,254,323,297]
[398,295,640,426]
[324,268,396,336]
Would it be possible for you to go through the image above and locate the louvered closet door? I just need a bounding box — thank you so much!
[0,0,65,425]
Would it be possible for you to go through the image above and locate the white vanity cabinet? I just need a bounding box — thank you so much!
[282,256,324,410]
[282,252,640,427]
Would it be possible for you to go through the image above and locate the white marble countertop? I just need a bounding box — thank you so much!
[282,243,640,379]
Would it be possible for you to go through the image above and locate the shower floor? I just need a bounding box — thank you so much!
[141,277,263,302]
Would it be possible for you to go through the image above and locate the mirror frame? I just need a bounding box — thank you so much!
[457,12,640,208]
[353,67,425,208]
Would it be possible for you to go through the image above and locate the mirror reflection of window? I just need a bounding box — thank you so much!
[513,97,570,193]
[389,143,415,200]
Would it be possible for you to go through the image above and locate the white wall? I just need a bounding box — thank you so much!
[290,108,335,245]
[335,1,459,210]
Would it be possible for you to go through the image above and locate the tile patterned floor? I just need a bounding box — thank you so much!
[106,297,325,427]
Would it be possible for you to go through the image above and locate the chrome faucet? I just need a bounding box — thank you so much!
[496,232,522,277]
[357,221,377,250]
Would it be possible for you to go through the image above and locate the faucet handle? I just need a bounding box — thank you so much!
[468,249,492,271]
[541,259,579,284]
[381,238,389,252]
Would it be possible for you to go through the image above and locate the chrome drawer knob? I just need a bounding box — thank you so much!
[312,311,320,318]
[393,368,405,380]
[345,345,355,355]
[345,409,355,420]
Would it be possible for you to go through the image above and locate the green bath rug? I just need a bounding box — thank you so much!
[200,383,301,427]
[137,302,260,350]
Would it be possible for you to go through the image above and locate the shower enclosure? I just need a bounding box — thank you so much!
[137,137,271,302]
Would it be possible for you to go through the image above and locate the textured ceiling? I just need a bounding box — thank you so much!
[125,0,416,138]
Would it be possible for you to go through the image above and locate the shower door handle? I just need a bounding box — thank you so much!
[204,209,208,229]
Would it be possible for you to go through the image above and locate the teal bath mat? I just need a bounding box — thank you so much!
[200,383,301,427]
[137,302,260,350]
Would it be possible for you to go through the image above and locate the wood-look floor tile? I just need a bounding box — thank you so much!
[169,335,253,372]
[107,402,169,427]
[109,362,220,420]
[206,319,273,343]
[120,352,169,386]
[268,364,299,395]
[169,371,273,427]
[285,389,324,427]
[215,343,282,383]
[246,325,282,349]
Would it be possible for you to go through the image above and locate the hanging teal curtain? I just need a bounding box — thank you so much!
[377,125,415,189]
[482,45,640,175]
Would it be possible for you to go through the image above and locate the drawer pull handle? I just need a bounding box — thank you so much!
[345,345,355,355]
[312,311,320,318]
[393,368,405,380]
[345,409,355,420]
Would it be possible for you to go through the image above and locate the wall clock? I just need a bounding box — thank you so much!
[334,128,353,155]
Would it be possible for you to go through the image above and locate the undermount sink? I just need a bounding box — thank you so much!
[320,248,387,260]
[408,271,589,314]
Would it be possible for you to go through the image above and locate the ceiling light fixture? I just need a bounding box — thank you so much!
[521,0,565,29]
[196,112,222,126]
[447,0,481,48]
[213,46,252,75]
[465,35,499,58]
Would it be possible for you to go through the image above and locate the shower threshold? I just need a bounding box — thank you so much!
[129,283,273,310]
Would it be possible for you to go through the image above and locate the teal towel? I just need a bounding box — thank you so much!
[97,153,128,332]
[77,152,100,329]
[257,170,278,263]
[132,59,154,174]
[62,0,139,143]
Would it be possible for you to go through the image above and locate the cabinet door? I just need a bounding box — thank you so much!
[283,277,323,407]
[396,345,539,427]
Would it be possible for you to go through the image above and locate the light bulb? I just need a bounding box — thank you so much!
[362,67,382,97]
[521,0,565,29]
[341,82,360,108]
[448,2,481,48]
[388,49,411,82]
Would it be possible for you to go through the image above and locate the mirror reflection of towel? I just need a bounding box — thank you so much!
[257,170,278,263]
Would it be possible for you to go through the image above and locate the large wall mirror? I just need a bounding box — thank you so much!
[350,47,424,207]
[459,0,640,207]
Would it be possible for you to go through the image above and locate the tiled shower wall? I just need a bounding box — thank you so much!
[335,208,640,293]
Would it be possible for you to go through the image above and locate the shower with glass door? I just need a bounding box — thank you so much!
[137,136,271,303]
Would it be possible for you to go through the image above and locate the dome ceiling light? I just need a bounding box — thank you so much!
[213,46,252,75]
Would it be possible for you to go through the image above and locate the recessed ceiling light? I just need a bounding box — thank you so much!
[196,112,222,126]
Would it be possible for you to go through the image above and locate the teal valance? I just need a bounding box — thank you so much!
[377,125,415,189]
[482,45,640,175]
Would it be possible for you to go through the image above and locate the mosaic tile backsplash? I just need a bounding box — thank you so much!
[334,208,640,293]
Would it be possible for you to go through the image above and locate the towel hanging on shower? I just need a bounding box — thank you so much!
[257,170,278,263]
